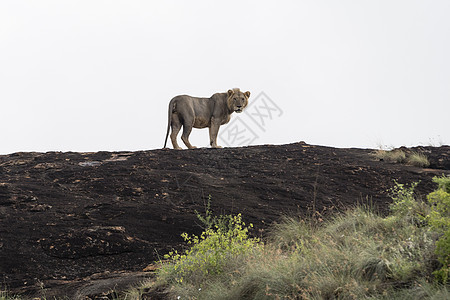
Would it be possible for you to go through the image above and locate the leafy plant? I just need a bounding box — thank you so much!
[432,175,450,193]
[389,180,427,222]
[426,175,450,283]
[434,230,450,283]
[194,195,234,233]
[160,202,261,285]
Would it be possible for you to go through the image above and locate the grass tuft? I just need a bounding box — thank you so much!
[0,289,21,300]
[373,149,407,163]
[373,148,431,168]
[408,151,431,167]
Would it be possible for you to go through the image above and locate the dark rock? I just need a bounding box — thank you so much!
[0,143,448,297]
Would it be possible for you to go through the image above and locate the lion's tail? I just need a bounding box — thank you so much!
[163,99,174,148]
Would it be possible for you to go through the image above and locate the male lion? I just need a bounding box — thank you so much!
[163,88,250,149]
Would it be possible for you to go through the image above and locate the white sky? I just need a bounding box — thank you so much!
[1,1,449,154]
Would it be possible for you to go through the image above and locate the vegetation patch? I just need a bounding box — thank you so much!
[373,148,431,168]
[373,149,407,163]
[159,213,261,285]
[426,176,450,282]
[128,176,450,299]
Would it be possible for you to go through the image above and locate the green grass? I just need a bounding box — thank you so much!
[128,177,449,299]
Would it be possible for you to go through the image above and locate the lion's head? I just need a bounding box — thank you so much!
[227,88,250,113]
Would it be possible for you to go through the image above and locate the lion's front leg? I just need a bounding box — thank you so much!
[209,118,222,148]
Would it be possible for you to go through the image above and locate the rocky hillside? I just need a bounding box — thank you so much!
[0,142,448,298]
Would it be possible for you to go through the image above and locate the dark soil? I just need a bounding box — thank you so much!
[1,142,449,298]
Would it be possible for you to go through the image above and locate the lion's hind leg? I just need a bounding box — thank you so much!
[181,121,197,149]
[170,113,183,150]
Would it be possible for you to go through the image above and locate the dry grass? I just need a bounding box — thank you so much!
[407,151,430,167]
[373,149,430,168]
[373,149,407,163]
[134,204,445,299]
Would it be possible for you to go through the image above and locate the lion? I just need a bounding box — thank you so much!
[163,88,250,149]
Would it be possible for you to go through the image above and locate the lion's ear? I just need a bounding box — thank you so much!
[227,89,234,97]
[244,91,251,98]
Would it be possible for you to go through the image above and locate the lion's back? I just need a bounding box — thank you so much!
[172,95,215,117]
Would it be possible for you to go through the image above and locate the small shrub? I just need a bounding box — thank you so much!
[194,196,234,233]
[433,175,450,193]
[389,180,427,221]
[159,212,261,286]
[434,230,450,283]
[407,152,430,168]
[427,188,450,232]
[427,175,450,283]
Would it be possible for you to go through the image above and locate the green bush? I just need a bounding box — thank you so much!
[432,175,450,193]
[159,212,261,286]
[427,186,450,231]
[389,180,428,222]
[434,230,450,283]
[427,175,450,283]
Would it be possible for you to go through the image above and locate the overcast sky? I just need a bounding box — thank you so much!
[1,1,449,154]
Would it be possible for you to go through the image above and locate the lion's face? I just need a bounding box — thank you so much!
[227,89,250,113]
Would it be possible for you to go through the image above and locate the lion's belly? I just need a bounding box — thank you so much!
[193,117,211,128]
